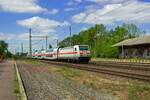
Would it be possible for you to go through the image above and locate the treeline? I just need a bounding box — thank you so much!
[0,40,12,59]
[59,24,145,58]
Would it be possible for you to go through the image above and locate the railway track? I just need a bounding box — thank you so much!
[91,60,150,66]
[17,62,101,100]
[42,73,96,100]
[39,60,150,82]
[90,61,150,71]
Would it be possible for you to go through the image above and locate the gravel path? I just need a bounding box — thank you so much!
[17,61,118,100]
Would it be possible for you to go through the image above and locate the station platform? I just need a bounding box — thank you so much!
[91,58,150,64]
[0,60,16,100]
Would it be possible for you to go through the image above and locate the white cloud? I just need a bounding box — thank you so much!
[0,32,29,41]
[45,9,59,15]
[0,33,6,40]
[66,0,82,6]
[81,27,88,31]
[61,21,71,26]
[72,1,150,24]
[86,0,131,4]
[74,0,82,3]
[0,32,58,53]
[0,0,47,13]
[9,17,70,53]
[64,8,75,12]
[66,1,74,6]
[17,16,70,33]
[72,13,86,23]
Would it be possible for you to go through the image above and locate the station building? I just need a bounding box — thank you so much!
[113,36,150,59]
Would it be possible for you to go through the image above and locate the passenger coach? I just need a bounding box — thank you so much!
[32,45,91,63]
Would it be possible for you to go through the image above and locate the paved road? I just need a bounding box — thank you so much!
[0,60,16,100]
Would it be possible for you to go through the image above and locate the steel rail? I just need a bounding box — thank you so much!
[89,62,150,71]
[91,61,150,66]
[39,60,150,82]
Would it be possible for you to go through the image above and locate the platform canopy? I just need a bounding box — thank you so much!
[113,35,150,47]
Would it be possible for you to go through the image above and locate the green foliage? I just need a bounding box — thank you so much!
[0,40,12,58]
[59,23,142,58]
[49,44,52,49]
[122,23,145,37]
[0,41,7,54]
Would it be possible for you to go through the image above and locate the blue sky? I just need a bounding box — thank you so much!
[0,0,150,53]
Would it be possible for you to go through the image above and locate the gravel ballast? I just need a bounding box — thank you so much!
[17,61,118,100]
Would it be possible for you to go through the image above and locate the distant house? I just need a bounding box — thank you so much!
[113,36,150,59]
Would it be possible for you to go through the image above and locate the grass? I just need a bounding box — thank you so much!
[25,59,46,66]
[25,59,82,80]
[56,67,82,80]
[22,59,150,100]
[14,65,21,100]
[128,84,150,100]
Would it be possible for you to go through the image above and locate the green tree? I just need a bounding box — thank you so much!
[122,23,144,37]
[0,40,11,58]
[49,44,52,49]
[58,37,71,47]
[58,23,142,58]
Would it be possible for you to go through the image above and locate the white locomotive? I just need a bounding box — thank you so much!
[32,45,91,63]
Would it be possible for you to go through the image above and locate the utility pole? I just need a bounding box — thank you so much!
[29,28,32,57]
[28,28,50,57]
[94,24,98,57]
[15,49,17,55]
[32,35,49,50]
[42,45,44,50]
[46,36,48,50]
[69,26,72,46]
[57,39,58,47]
[21,43,23,54]
[17,45,20,56]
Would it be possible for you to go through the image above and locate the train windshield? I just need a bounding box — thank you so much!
[46,49,53,52]
[79,46,88,50]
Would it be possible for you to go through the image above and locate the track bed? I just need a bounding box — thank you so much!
[39,60,150,82]
[17,61,116,100]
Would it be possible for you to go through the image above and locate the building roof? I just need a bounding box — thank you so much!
[113,36,150,47]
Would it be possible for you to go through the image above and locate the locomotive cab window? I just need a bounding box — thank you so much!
[74,48,77,51]
[79,46,88,50]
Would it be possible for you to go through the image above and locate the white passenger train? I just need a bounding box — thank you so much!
[32,45,91,63]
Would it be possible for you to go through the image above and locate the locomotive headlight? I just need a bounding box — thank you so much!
[80,52,83,54]
[87,51,90,54]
